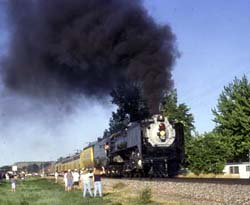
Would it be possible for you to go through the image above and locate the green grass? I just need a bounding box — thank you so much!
[0,178,109,205]
[0,178,194,205]
[0,178,160,205]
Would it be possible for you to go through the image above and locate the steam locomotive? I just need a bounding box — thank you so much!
[54,114,184,177]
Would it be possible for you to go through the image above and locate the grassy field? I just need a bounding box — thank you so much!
[0,177,165,205]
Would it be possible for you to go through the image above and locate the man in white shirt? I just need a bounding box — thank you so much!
[80,169,93,197]
[72,169,80,189]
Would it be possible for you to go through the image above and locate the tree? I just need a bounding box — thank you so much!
[161,89,195,141]
[110,83,150,122]
[102,129,110,139]
[27,164,40,173]
[212,75,250,161]
[0,166,12,172]
[108,110,128,135]
[105,83,150,136]
[186,132,231,175]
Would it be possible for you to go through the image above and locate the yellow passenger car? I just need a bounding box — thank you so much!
[55,153,80,172]
[55,161,62,172]
[80,145,94,169]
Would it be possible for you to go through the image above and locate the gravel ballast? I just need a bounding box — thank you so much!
[102,178,250,205]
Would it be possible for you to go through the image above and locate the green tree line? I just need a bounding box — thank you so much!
[187,75,250,174]
[103,75,250,175]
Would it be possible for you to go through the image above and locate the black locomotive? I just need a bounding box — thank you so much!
[94,114,184,177]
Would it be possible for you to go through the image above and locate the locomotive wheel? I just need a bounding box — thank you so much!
[142,165,151,178]
[123,172,129,178]
[138,170,143,178]
[167,160,178,178]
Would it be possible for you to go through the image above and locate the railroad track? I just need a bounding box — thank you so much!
[51,175,250,185]
[117,177,250,185]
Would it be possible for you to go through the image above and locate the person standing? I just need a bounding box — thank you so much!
[63,171,68,191]
[72,169,80,189]
[93,166,105,197]
[80,169,93,197]
[55,171,59,183]
[66,170,73,192]
[10,175,17,192]
[5,173,9,181]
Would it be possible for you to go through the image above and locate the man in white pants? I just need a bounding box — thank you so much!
[80,169,93,197]
[93,167,105,197]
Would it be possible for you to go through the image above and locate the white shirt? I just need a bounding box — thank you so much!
[73,172,79,182]
[64,173,67,182]
[80,173,93,183]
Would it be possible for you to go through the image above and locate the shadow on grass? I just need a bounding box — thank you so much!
[103,192,112,197]
[82,196,112,205]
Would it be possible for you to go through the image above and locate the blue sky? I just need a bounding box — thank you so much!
[145,0,250,132]
[0,0,250,166]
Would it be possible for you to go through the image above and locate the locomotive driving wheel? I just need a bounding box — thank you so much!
[167,159,178,178]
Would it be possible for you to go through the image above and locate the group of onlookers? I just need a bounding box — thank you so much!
[62,169,81,191]
[0,172,17,192]
[57,166,105,197]
[2,167,105,197]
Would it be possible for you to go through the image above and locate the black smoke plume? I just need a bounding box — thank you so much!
[2,0,178,113]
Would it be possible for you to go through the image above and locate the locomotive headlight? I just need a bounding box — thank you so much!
[160,130,166,137]
[159,131,166,141]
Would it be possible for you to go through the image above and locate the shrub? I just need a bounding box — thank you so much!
[20,201,29,205]
[139,186,152,204]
